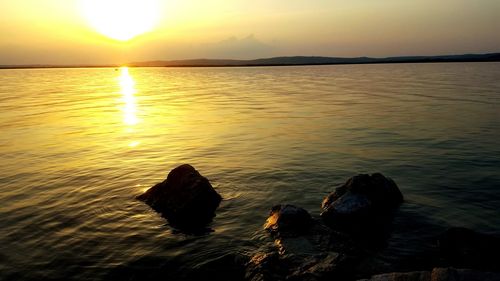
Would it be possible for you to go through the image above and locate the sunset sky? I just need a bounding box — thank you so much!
[1,0,499,65]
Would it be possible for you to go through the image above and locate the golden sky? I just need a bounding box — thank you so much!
[0,0,499,65]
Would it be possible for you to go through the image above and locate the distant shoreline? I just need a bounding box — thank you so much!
[1,52,499,69]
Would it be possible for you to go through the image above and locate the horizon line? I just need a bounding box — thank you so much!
[1,52,499,69]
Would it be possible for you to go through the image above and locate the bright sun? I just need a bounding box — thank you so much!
[80,0,160,41]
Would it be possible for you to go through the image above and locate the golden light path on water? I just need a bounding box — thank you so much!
[119,67,140,148]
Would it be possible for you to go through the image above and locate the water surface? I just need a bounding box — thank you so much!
[0,63,499,280]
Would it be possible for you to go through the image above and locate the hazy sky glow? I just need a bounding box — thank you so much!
[0,0,499,65]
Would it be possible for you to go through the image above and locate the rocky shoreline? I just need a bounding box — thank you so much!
[135,164,500,281]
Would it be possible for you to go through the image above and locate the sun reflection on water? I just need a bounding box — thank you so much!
[128,140,141,147]
[119,67,139,126]
[118,67,141,149]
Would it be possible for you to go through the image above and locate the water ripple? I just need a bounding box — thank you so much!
[0,63,499,280]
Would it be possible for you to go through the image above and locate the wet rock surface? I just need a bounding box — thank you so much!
[137,164,222,228]
[264,204,312,236]
[321,173,403,232]
[245,203,368,281]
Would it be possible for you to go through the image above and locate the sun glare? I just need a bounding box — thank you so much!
[80,0,160,41]
[119,67,139,126]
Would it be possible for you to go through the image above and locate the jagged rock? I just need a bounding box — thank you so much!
[437,227,500,271]
[264,204,312,236]
[245,252,287,281]
[287,252,357,281]
[321,173,403,231]
[137,164,222,227]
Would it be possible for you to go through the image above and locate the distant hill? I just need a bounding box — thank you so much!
[129,53,500,67]
[1,53,499,69]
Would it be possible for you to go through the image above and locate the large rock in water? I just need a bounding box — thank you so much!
[137,164,222,227]
[321,173,403,230]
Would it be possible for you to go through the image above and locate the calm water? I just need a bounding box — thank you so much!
[0,63,499,280]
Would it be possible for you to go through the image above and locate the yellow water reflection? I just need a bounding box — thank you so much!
[118,67,141,149]
[119,67,139,126]
[128,140,141,147]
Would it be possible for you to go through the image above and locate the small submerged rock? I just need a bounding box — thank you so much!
[137,164,222,227]
[321,173,403,231]
[264,204,312,236]
[245,252,286,281]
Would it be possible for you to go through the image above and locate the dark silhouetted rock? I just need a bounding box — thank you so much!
[245,252,287,281]
[264,204,312,236]
[254,203,366,281]
[359,267,500,281]
[287,252,359,281]
[438,227,500,271]
[247,248,361,281]
[137,164,222,227]
[321,173,403,230]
